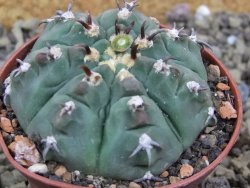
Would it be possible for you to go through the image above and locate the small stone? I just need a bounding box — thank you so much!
[218,101,237,119]
[11,118,18,128]
[227,35,237,45]
[47,161,57,173]
[0,109,7,117]
[12,169,27,183]
[235,39,246,55]
[9,181,27,188]
[169,176,181,184]
[154,182,162,187]
[238,82,250,110]
[54,165,67,177]
[216,83,230,91]
[109,184,117,188]
[0,171,16,187]
[0,117,14,133]
[230,147,241,157]
[167,3,191,23]
[229,16,242,28]
[88,184,94,188]
[0,165,9,174]
[216,91,225,99]
[179,163,194,178]
[160,170,169,178]
[87,175,94,181]
[207,64,220,81]
[28,163,48,174]
[195,5,211,21]
[205,126,216,134]
[214,165,236,181]
[0,36,10,48]
[203,177,230,188]
[8,135,40,166]
[129,182,141,188]
[229,68,242,83]
[62,171,72,183]
[0,153,7,164]
[200,134,217,148]
[231,150,250,179]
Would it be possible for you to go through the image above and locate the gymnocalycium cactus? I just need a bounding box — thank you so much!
[4,1,215,181]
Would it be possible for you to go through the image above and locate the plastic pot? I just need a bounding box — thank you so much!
[0,35,242,188]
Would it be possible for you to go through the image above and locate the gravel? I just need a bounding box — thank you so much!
[0,5,250,188]
[168,5,250,188]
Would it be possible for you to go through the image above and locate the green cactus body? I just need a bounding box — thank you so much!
[4,2,213,180]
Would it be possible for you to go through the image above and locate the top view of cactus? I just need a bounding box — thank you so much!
[3,0,215,181]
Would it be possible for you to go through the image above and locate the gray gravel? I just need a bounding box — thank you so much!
[0,6,250,188]
[167,4,250,188]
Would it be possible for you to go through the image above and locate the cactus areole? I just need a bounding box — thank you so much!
[3,1,214,181]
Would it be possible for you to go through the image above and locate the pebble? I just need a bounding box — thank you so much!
[238,82,250,110]
[109,184,117,188]
[0,116,14,133]
[229,16,242,28]
[229,68,242,83]
[207,64,220,81]
[179,164,194,179]
[160,170,169,178]
[231,150,250,179]
[216,91,225,99]
[9,182,27,188]
[12,169,27,183]
[202,177,231,188]
[218,101,238,119]
[200,134,217,148]
[216,83,230,91]
[167,3,190,23]
[54,165,67,178]
[1,171,16,187]
[62,171,72,183]
[11,118,18,128]
[28,163,48,174]
[128,182,141,188]
[195,5,211,21]
[8,135,41,166]
[169,176,181,184]
[46,161,57,173]
[0,36,11,48]
[227,35,237,46]
[214,165,236,181]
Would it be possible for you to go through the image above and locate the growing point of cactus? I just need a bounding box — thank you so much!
[4,0,214,181]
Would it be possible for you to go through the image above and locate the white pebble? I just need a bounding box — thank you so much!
[195,5,211,21]
[28,163,48,174]
[227,35,237,46]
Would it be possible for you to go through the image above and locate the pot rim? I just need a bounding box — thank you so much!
[0,35,243,188]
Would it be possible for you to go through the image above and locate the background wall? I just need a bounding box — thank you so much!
[0,0,250,28]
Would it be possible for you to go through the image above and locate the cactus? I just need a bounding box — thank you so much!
[4,1,214,181]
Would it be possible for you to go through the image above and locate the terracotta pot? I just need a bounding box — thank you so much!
[0,35,242,188]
